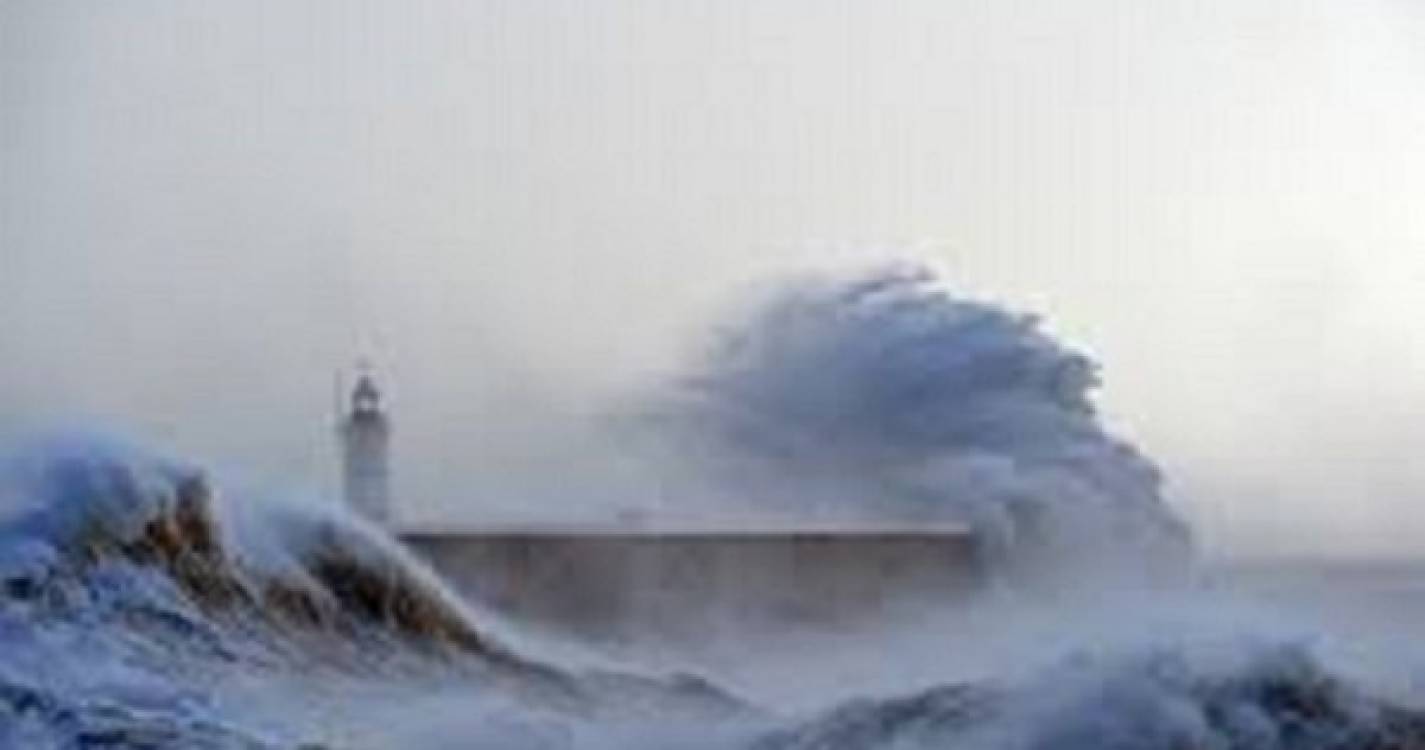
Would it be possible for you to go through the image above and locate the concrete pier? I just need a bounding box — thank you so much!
[399,523,981,641]
[339,371,982,642]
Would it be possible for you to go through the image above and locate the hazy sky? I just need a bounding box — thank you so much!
[4,1,1425,557]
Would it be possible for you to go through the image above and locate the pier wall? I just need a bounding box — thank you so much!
[400,530,981,641]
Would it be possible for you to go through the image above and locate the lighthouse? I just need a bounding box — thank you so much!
[339,368,391,524]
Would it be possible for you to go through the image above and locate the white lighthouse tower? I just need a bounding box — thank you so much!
[339,367,391,524]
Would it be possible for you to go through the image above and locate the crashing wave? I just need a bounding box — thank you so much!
[756,643,1425,750]
[0,437,743,747]
[0,438,539,669]
[652,264,1191,585]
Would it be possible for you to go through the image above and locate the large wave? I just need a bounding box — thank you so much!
[654,264,1190,584]
[0,437,741,747]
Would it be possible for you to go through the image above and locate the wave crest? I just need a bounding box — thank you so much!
[0,439,514,661]
[660,264,1190,584]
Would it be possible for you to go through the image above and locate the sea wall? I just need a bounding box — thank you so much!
[399,530,981,641]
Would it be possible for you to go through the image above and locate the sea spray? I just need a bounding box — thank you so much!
[652,264,1190,585]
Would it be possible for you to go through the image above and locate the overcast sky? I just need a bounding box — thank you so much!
[4,1,1425,557]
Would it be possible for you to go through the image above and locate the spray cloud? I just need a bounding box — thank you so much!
[653,264,1190,582]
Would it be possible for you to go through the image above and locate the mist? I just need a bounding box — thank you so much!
[5,0,1425,559]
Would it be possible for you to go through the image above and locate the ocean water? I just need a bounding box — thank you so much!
[3,269,1418,748]
[3,441,1425,749]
